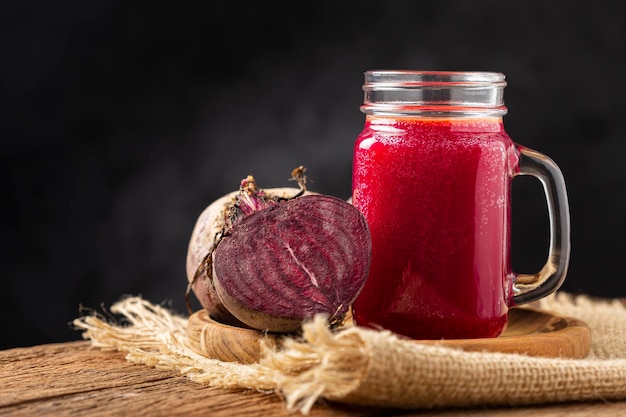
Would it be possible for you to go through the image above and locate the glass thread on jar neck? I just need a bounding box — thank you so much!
[361,70,508,118]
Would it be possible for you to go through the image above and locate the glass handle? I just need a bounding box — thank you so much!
[512,146,571,305]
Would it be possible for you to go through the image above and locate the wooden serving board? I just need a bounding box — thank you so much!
[186,307,591,364]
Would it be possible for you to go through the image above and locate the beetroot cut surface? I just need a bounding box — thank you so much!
[212,194,372,332]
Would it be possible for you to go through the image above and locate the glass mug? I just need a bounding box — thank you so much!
[351,71,570,339]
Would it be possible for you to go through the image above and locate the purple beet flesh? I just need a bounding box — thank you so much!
[212,194,371,332]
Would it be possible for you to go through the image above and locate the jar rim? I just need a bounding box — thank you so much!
[364,70,506,87]
[362,70,508,116]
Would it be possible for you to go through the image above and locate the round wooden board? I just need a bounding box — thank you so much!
[186,307,591,364]
[414,308,591,358]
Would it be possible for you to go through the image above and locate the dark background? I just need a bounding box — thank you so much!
[2,1,625,349]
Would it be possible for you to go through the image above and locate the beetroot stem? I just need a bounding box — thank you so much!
[225,167,308,234]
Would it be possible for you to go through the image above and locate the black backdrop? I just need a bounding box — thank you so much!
[2,1,625,349]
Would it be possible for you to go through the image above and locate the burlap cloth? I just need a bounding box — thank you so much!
[73,292,626,414]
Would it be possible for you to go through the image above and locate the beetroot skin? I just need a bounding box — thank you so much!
[186,169,372,333]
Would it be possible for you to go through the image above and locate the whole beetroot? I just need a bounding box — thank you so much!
[185,167,372,333]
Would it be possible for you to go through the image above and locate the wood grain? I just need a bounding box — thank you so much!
[0,341,353,417]
[0,341,625,416]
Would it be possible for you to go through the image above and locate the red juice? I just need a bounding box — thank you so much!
[351,116,519,339]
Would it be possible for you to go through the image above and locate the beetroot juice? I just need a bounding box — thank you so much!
[351,71,570,340]
[352,117,514,339]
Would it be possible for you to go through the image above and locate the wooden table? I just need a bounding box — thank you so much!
[1,340,625,416]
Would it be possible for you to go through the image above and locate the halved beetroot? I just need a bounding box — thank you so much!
[186,168,371,333]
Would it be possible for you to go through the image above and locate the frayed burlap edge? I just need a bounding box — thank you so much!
[73,293,626,414]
